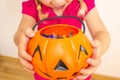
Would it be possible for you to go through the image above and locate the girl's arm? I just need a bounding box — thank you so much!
[73,7,111,80]
[84,7,111,55]
[14,14,36,72]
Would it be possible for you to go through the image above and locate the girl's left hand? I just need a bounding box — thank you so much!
[73,40,102,80]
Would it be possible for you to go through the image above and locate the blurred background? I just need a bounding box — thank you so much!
[0,0,120,78]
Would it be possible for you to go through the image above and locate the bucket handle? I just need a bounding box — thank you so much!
[32,16,86,33]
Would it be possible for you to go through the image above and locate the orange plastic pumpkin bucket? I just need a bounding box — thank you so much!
[27,16,92,80]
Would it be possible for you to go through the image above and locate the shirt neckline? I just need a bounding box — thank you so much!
[41,0,80,17]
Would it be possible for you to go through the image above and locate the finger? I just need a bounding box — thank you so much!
[18,33,29,50]
[73,77,83,80]
[75,73,90,80]
[24,67,35,73]
[18,49,32,61]
[87,58,102,66]
[74,66,96,80]
[72,78,77,80]
[18,33,32,61]
[25,28,35,38]
[80,66,97,75]
[75,67,96,79]
[19,56,34,71]
[75,75,89,80]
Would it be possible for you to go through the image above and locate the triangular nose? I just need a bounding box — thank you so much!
[54,60,68,71]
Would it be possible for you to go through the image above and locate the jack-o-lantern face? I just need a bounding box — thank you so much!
[27,24,92,80]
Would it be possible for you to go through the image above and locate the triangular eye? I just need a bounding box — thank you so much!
[32,45,42,61]
[54,60,68,71]
[78,45,88,59]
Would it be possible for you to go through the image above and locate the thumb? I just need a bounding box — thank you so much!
[25,28,35,38]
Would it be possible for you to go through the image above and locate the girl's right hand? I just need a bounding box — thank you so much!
[17,28,35,73]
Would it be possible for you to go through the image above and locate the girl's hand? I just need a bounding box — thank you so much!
[17,28,35,73]
[73,40,102,80]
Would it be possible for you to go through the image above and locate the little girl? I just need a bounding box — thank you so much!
[14,0,111,80]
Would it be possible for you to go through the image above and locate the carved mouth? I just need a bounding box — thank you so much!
[37,67,51,78]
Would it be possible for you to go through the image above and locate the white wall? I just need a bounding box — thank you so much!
[0,0,22,58]
[0,0,120,78]
[94,0,120,78]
